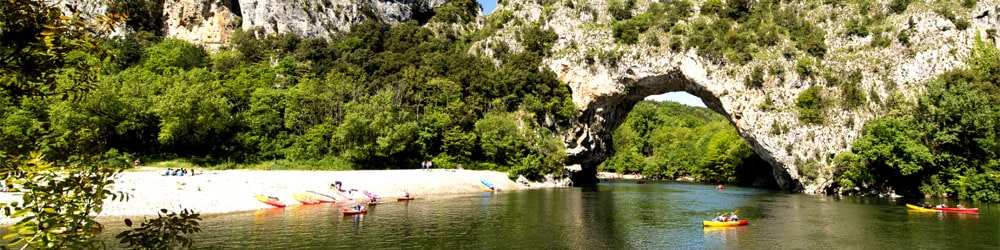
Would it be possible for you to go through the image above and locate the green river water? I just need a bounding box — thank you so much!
[90,181,996,249]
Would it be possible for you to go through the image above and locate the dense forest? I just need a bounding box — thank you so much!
[599,101,771,186]
[2,1,575,179]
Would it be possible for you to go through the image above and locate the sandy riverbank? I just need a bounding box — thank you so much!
[1,168,541,224]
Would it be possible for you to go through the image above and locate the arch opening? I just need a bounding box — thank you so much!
[563,70,800,191]
[602,91,780,189]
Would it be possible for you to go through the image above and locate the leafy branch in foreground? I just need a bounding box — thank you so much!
[116,208,203,250]
[1,153,127,249]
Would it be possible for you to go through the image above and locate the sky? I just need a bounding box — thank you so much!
[480,0,497,14]
[645,92,707,107]
[475,1,705,108]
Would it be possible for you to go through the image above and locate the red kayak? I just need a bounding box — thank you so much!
[934,207,979,213]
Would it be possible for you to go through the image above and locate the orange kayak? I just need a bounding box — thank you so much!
[343,208,368,215]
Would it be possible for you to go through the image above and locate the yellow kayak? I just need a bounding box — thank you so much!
[905,204,938,212]
[703,220,748,227]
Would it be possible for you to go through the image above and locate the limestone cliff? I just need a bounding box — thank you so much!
[84,0,447,49]
[475,0,1000,193]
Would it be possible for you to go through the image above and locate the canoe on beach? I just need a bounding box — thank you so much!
[293,192,321,205]
[256,194,287,208]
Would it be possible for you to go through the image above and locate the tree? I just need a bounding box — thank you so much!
[1,0,123,101]
[1,2,132,248]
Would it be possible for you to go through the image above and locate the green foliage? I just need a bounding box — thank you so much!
[475,112,525,164]
[796,86,825,124]
[961,0,978,8]
[841,70,867,109]
[845,18,870,37]
[2,153,128,249]
[3,6,576,195]
[897,29,911,46]
[431,0,480,24]
[518,22,559,55]
[746,66,765,88]
[954,18,970,31]
[835,37,1000,201]
[599,101,760,183]
[795,57,818,78]
[142,39,210,74]
[701,0,724,16]
[0,1,123,101]
[888,0,912,14]
[608,0,636,21]
[116,208,203,250]
[680,0,828,63]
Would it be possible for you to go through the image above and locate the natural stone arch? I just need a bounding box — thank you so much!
[550,54,801,191]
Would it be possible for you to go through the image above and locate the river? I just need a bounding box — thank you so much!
[91,181,996,249]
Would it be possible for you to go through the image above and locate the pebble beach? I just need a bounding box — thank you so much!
[1,168,535,224]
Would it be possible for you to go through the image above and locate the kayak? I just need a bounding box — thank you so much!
[367,201,379,206]
[363,190,381,203]
[293,193,320,205]
[343,208,368,215]
[330,187,354,200]
[256,194,287,208]
[703,220,749,227]
[934,207,979,213]
[905,204,938,212]
[481,179,502,191]
[398,197,415,201]
[307,191,338,203]
[482,179,503,192]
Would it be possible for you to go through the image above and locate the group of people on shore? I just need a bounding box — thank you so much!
[330,181,381,211]
[712,210,740,222]
[420,160,433,171]
[163,168,198,176]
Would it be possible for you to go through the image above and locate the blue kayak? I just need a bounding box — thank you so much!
[481,179,501,191]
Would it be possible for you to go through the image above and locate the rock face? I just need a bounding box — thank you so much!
[235,0,445,36]
[164,0,241,48]
[478,1,1000,192]
[161,0,448,49]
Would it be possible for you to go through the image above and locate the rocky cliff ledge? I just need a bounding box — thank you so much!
[153,0,446,48]
[476,0,999,192]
